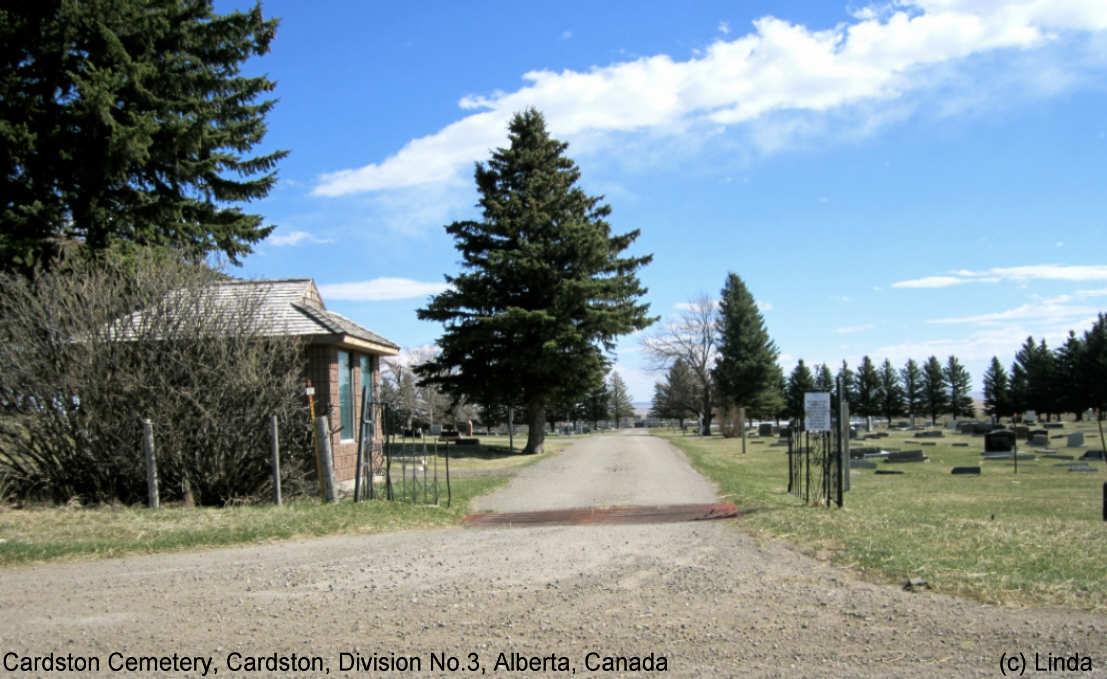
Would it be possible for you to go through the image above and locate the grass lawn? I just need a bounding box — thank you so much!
[657,421,1107,611]
[0,436,571,567]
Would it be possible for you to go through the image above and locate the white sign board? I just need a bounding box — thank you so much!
[804,392,832,432]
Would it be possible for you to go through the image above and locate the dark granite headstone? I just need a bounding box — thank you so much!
[985,430,1015,452]
[1030,433,1050,447]
[1013,426,1030,440]
[1080,449,1106,461]
[875,469,904,475]
[1044,422,1064,430]
[887,449,926,462]
[951,466,981,475]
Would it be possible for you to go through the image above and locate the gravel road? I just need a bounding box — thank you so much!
[1,430,1104,678]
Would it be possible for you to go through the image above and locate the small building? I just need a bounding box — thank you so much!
[125,277,400,481]
[236,278,399,481]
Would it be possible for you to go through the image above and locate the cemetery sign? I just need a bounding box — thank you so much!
[804,392,831,432]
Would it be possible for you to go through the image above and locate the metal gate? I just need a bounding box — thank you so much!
[787,429,843,507]
[352,393,450,507]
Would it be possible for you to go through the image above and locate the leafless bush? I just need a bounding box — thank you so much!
[0,250,313,505]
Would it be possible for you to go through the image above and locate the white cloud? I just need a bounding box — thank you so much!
[318,278,452,301]
[927,299,1101,326]
[313,2,1107,197]
[894,264,1107,288]
[718,21,731,35]
[269,230,333,246]
[756,300,773,311]
[834,323,876,334]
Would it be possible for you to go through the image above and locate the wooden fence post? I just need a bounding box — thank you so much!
[314,415,337,503]
[142,419,159,509]
[270,414,281,506]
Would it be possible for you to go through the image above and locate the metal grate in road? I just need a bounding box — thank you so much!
[461,502,739,528]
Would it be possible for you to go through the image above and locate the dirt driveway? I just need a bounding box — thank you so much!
[0,430,1104,678]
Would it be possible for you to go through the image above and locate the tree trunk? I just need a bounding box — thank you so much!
[523,400,546,454]
[700,390,713,436]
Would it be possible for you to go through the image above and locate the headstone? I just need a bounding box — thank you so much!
[1080,450,1106,461]
[1024,410,1037,423]
[1013,426,1030,440]
[920,441,937,446]
[1066,432,1085,447]
[1030,434,1049,447]
[915,430,943,438]
[759,422,773,437]
[1044,422,1064,430]
[972,422,994,435]
[984,430,1015,452]
[865,416,873,433]
[849,428,859,440]
[852,460,877,470]
[886,449,927,463]
[1042,453,1074,460]
[1068,465,1097,473]
[957,422,975,434]
[951,467,981,475]
[430,424,442,435]
[875,469,904,475]
[952,442,969,447]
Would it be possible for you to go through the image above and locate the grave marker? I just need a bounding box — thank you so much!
[1067,432,1085,447]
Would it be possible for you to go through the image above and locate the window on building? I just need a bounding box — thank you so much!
[338,350,353,439]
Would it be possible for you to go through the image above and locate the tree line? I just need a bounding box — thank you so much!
[648,278,1107,431]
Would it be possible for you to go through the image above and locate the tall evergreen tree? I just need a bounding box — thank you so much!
[1054,331,1085,420]
[609,371,635,428]
[1,0,287,272]
[836,360,857,413]
[944,355,974,419]
[982,356,1011,421]
[900,358,924,424]
[877,358,905,424]
[712,273,779,416]
[813,363,834,393]
[1081,314,1107,412]
[583,381,610,431]
[921,355,949,424]
[1009,360,1029,418]
[854,356,881,420]
[417,110,654,453]
[785,359,815,426]
[650,358,698,429]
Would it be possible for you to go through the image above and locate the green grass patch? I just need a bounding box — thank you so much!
[656,425,1107,611]
[0,440,568,567]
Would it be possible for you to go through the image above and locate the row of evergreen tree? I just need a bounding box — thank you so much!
[982,322,1107,421]
[651,288,1107,428]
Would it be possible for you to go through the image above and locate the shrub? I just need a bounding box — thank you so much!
[0,250,314,505]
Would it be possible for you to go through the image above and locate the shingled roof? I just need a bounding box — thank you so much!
[114,278,399,355]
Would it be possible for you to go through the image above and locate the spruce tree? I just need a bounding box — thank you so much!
[921,355,949,424]
[609,371,635,428]
[855,356,881,420]
[878,358,905,425]
[1054,331,1085,419]
[712,273,779,416]
[900,358,924,425]
[785,359,815,426]
[417,110,654,453]
[1,0,287,272]
[836,360,857,413]
[944,355,974,419]
[982,357,1011,421]
[813,364,834,393]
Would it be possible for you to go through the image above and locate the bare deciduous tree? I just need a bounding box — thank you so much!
[642,294,717,435]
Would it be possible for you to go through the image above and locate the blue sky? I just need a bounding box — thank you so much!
[220,0,1107,402]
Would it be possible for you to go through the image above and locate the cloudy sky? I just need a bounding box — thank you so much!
[223,0,1107,401]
